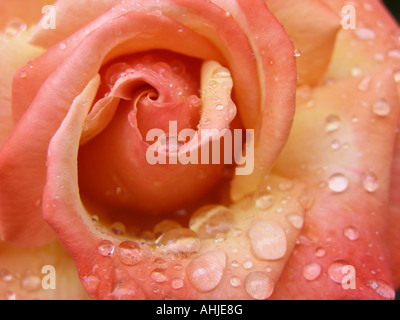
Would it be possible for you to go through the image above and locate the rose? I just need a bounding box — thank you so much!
[0,0,399,300]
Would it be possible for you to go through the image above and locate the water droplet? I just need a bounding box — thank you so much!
[243,261,253,270]
[343,226,359,241]
[20,71,27,79]
[244,271,274,300]
[171,278,184,289]
[303,262,321,281]
[328,260,351,284]
[351,67,362,77]
[249,220,287,260]
[160,136,185,153]
[362,171,379,192]
[286,213,304,229]
[186,250,226,292]
[366,279,395,299]
[325,114,341,133]
[187,95,201,108]
[153,257,167,269]
[394,69,400,83]
[59,42,67,50]
[105,62,130,87]
[155,228,201,254]
[0,269,13,282]
[255,194,274,210]
[299,194,314,210]
[110,222,126,235]
[231,260,240,268]
[91,215,99,224]
[230,276,241,288]
[216,104,224,111]
[151,269,167,283]
[388,48,400,59]
[117,241,142,266]
[211,67,231,79]
[354,27,375,40]
[328,173,349,193]
[331,139,341,150]
[153,220,182,238]
[358,76,371,91]
[315,247,326,258]
[189,205,233,239]
[4,18,27,38]
[278,182,293,191]
[294,49,301,57]
[21,275,41,292]
[97,240,114,256]
[372,98,391,117]
[4,290,16,300]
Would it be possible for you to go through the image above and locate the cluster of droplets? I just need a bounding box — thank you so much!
[1,268,43,300]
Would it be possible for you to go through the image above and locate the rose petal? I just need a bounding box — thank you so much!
[272,71,399,299]
[266,0,341,85]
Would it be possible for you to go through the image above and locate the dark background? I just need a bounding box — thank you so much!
[383,0,400,301]
[383,0,400,22]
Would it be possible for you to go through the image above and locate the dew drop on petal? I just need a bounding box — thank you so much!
[255,194,274,210]
[4,290,16,300]
[230,276,241,288]
[59,42,67,50]
[153,220,182,238]
[328,260,351,284]
[0,269,13,282]
[394,69,400,83]
[110,222,126,235]
[248,220,287,260]
[156,228,201,254]
[315,247,326,258]
[331,139,341,150]
[286,213,304,229]
[354,27,375,40]
[325,115,341,133]
[211,67,231,79]
[189,205,233,239]
[244,271,274,300]
[171,278,184,290]
[303,262,322,281]
[151,269,167,283]
[299,194,314,210]
[117,241,142,265]
[186,250,226,293]
[328,173,349,193]
[358,76,371,91]
[4,18,26,38]
[98,240,114,256]
[21,275,41,292]
[372,98,391,117]
[362,171,379,192]
[388,48,400,59]
[365,279,395,300]
[343,226,359,241]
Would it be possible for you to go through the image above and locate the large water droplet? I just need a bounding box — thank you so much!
[155,228,201,254]
[186,250,226,292]
[153,220,182,238]
[328,260,351,284]
[171,278,184,290]
[303,262,322,281]
[325,115,341,133]
[248,220,287,260]
[328,173,349,193]
[372,98,391,117]
[343,226,359,241]
[98,240,114,256]
[365,279,395,299]
[117,241,142,265]
[362,171,379,192]
[189,205,233,239]
[315,247,326,258]
[244,271,274,300]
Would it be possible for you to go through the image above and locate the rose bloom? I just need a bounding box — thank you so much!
[0,0,399,300]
